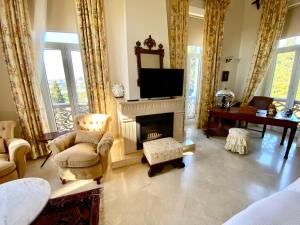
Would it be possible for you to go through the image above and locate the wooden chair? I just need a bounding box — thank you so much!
[245,96,274,138]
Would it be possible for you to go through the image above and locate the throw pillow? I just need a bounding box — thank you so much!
[75,130,104,145]
[0,138,7,153]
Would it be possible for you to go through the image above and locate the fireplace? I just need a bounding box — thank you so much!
[136,113,174,150]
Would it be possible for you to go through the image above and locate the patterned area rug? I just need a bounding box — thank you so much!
[31,188,102,225]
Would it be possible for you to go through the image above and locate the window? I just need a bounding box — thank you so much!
[268,36,300,118]
[186,46,202,120]
[42,32,89,132]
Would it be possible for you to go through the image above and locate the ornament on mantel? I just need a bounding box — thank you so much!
[112,83,125,98]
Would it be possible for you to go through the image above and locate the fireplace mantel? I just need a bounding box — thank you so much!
[116,97,185,154]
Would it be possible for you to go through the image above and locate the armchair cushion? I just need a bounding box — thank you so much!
[97,132,114,156]
[75,130,104,145]
[48,132,76,154]
[53,143,100,168]
[0,138,6,153]
[0,161,16,177]
[0,154,9,161]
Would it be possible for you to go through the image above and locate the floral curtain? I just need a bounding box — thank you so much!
[30,0,50,133]
[169,0,189,69]
[241,0,288,104]
[0,0,47,159]
[197,0,230,128]
[75,0,111,114]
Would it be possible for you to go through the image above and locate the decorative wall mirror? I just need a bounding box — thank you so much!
[135,35,164,86]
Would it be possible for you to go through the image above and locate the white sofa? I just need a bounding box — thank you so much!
[223,177,300,225]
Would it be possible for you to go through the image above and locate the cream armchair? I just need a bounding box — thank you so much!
[0,121,31,184]
[47,114,114,184]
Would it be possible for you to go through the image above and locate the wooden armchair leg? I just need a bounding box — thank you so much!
[262,124,267,138]
[94,176,102,185]
[60,177,66,184]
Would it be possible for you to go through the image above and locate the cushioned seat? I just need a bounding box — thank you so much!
[53,143,99,168]
[143,137,184,165]
[0,161,16,178]
[142,137,185,177]
[0,154,9,161]
[0,121,31,184]
[48,114,114,184]
[225,128,249,154]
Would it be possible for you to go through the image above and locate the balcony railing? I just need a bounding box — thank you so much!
[53,103,89,132]
[273,99,300,120]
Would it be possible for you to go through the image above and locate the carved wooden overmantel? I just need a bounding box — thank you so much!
[135,35,164,86]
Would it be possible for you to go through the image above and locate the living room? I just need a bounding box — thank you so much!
[0,0,300,224]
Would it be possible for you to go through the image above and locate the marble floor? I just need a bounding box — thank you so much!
[26,126,300,225]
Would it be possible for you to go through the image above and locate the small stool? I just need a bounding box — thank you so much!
[142,137,185,177]
[225,128,249,155]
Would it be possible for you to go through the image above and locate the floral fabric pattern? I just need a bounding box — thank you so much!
[197,0,230,128]
[75,0,112,114]
[0,0,47,159]
[169,0,189,70]
[241,0,288,104]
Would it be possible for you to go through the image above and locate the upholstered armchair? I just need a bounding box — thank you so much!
[47,114,114,184]
[0,121,31,184]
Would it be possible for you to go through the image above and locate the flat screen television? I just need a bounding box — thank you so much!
[139,68,184,98]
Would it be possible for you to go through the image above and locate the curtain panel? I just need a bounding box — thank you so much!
[197,0,230,128]
[169,0,189,69]
[0,0,47,159]
[75,0,112,114]
[241,0,288,104]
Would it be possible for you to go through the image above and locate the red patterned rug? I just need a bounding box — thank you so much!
[31,188,102,225]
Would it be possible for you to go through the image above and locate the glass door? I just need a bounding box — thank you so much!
[269,37,300,118]
[186,46,202,120]
[68,50,89,115]
[43,44,89,132]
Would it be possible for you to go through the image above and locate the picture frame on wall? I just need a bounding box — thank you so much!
[222,71,229,82]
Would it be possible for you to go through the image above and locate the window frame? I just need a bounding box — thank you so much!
[42,42,89,132]
[266,42,300,111]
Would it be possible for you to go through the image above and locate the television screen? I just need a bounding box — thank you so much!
[139,68,184,98]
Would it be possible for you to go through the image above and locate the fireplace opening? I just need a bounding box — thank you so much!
[136,113,174,150]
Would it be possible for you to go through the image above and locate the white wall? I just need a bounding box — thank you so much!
[104,0,129,99]
[218,0,262,99]
[46,0,77,32]
[219,0,245,92]
[234,2,261,99]
[125,0,170,99]
[282,6,300,38]
[188,17,204,46]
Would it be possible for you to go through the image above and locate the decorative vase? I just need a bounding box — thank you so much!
[215,88,235,109]
[112,83,125,98]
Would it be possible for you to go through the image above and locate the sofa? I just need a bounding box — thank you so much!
[0,121,31,184]
[223,177,300,225]
[47,114,114,184]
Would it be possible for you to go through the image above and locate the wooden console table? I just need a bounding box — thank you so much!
[207,107,299,159]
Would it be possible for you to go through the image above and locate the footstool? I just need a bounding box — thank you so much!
[141,137,185,177]
[225,128,249,154]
